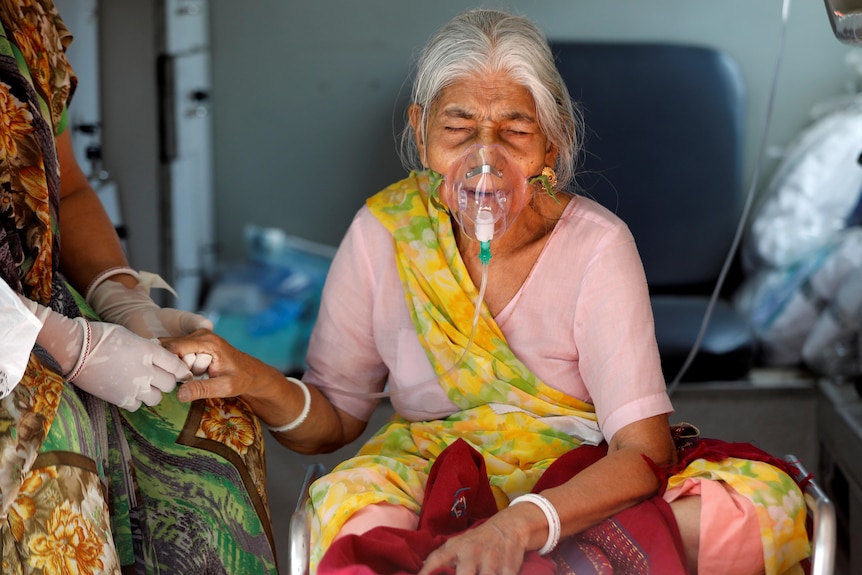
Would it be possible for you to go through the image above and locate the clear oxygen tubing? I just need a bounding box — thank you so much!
[324,148,518,400]
[666,0,792,396]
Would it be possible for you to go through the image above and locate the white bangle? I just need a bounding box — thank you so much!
[266,377,311,433]
[66,318,92,383]
[509,493,561,555]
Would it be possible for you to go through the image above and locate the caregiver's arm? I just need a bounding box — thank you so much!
[419,413,676,575]
[161,329,368,455]
[55,129,135,293]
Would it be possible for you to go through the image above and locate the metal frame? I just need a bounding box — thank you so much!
[289,462,325,575]
[785,454,837,575]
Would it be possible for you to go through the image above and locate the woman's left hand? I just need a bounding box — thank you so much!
[418,511,533,575]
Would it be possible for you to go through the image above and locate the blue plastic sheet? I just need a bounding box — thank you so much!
[204,225,335,374]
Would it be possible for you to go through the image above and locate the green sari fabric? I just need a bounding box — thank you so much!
[0,2,276,572]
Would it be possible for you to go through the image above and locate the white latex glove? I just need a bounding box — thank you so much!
[19,295,193,411]
[86,268,213,339]
[181,352,213,377]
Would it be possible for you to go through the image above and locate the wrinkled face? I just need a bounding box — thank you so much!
[410,71,557,184]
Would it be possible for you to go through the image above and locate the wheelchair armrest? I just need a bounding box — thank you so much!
[289,462,327,575]
[784,454,837,575]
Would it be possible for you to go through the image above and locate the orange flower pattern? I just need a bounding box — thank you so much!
[26,352,64,430]
[0,76,34,158]
[28,501,106,575]
[0,0,72,303]
[1,356,61,529]
[7,471,42,541]
[3,465,118,574]
[199,398,257,456]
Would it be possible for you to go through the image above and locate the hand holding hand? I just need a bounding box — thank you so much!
[162,330,366,452]
[20,295,192,410]
[159,329,282,402]
[86,268,213,338]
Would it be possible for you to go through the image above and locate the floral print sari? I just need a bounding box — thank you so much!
[308,172,601,569]
[0,1,276,572]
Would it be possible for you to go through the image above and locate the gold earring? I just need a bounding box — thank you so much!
[541,166,558,189]
[530,166,560,204]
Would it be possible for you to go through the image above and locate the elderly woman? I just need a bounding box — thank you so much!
[164,9,810,575]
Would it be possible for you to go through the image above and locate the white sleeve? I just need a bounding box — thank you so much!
[1,280,43,398]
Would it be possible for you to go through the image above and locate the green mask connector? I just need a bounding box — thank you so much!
[479,240,492,265]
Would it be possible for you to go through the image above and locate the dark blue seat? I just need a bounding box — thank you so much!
[550,41,756,382]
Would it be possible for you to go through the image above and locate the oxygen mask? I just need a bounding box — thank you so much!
[440,145,530,255]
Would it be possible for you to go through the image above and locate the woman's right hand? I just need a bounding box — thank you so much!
[161,329,369,454]
[159,329,283,403]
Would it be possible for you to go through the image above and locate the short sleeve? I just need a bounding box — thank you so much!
[302,209,391,421]
[571,211,673,442]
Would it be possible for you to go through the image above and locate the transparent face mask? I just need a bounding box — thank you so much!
[440,144,530,243]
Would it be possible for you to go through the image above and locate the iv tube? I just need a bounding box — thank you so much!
[447,256,490,376]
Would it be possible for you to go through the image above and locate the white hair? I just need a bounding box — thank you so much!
[399,9,583,191]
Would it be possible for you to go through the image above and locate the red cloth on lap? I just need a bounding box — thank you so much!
[318,439,687,575]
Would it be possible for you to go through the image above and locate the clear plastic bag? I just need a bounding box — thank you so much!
[744,105,862,271]
[802,268,862,378]
[734,228,862,365]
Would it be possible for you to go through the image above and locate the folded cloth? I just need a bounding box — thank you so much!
[319,427,808,575]
[318,439,686,575]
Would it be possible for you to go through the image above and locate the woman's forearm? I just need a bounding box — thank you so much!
[245,376,367,455]
[531,413,675,546]
[55,130,132,292]
[541,445,664,540]
[163,330,368,455]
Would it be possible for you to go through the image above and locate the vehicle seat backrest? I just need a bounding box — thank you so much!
[551,42,746,292]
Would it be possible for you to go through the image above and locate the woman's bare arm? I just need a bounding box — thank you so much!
[160,329,368,454]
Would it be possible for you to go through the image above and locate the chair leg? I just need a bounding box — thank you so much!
[785,454,837,575]
[289,462,327,575]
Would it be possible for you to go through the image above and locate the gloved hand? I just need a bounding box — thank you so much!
[19,295,193,411]
[86,267,213,339]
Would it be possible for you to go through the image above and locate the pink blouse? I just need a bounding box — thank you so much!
[303,195,673,443]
